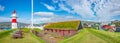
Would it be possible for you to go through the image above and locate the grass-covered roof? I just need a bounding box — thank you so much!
[44,20,80,30]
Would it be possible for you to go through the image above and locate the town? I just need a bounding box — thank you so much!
[0,10,120,43]
[0,0,120,43]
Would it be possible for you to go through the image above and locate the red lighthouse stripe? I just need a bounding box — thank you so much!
[12,19,17,23]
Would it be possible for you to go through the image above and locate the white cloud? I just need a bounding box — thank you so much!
[0,17,10,22]
[0,17,30,24]
[33,12,55,23]
[33,12,80,23]
[33,18,51,23]
[52,0,59,3]
[34,12,55,17]
[52,0,120,22]
[0,5,5,11]
[34,0,120,23]
[43,3,55,11]
[65,16,74,19]
[58,3,72,13]
[17,18,30,24]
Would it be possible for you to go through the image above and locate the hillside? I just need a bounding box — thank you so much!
[0,29,46,43]
[60,28,120,43]
[44,20,81,30]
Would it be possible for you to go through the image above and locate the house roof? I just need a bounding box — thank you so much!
[103,25,115,29]
[44,20,80,30]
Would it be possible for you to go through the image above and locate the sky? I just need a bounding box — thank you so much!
[0,0,31,24]
[0,0,120,24]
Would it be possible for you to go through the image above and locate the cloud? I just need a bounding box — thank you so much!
[43,3,55,11]
[52,0,59,3]
[33,18,52,23]
[34,16,78,23]
[0,17,10,22]
[34,12,55,17]
[0,17,30,24]
[0,5,5,11]
[65,16,74,18]
[34,0,120,23]
[33,12,55,23]
[51,0,120,22]
[17,18,30,24]
[33,12,80,23]
[58,3,72,13]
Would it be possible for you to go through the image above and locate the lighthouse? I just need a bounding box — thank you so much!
[11,10,18,29]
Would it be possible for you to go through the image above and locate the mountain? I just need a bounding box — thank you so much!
[0,22,46,29]
[0,22,29,28]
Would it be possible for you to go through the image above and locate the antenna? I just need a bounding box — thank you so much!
[31,0,34,29]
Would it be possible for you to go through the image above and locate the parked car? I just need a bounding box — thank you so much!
[115,27,120,32]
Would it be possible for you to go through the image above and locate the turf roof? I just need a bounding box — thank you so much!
[44,20,80,30]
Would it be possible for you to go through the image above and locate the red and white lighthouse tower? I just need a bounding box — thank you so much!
[11,10,17,29]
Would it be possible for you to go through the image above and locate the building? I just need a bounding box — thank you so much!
[102,24,116,32]
[44,20,82,37]
[11,10,18,29]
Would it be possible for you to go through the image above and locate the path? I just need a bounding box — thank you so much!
[35,31,64,43]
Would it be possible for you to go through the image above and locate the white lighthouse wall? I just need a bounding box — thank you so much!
[12,14,16,17]
[12,23,17,29]
[12,17,16,19]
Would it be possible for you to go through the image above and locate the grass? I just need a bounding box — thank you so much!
[30,32,46,43]
[0,28,46,43]
[1,28,120,43]
[0,33,41,43]
[88,29,120,43]
[0,29,15,38]
[30,28,46,43]
[59,28,120,43]
[21,28,31,33]
[59,29,107,43]
[33,28,44,33]
[44,20,80,30]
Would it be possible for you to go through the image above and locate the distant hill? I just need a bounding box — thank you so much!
[0,22,41,29]
[0,22,11,28]
[112,20,120,27]
[81,21,100,24]
[0,22,29,28]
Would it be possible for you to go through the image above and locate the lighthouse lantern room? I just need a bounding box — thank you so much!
[11,10,18,29]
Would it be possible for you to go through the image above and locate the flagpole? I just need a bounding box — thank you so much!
[31,0,33,29]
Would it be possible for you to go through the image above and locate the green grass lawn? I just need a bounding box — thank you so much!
[88,29,120,43]
[33,28,44,33]
[60,29,107,43]
[0,28,120,43]
[60,28,120,43]
[0,29,46,43]
[0,29,15,38]
[0,33,40,43]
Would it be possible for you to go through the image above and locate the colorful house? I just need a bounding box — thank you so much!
[102,25,116,32]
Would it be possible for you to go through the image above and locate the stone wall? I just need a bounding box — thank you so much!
[44,29,77,37]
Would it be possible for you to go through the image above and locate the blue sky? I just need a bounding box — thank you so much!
[0,0,120,24]
[0,0,31,23]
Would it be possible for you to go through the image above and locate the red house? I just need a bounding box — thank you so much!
[44,20,82,37]
[103,25,116,32]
